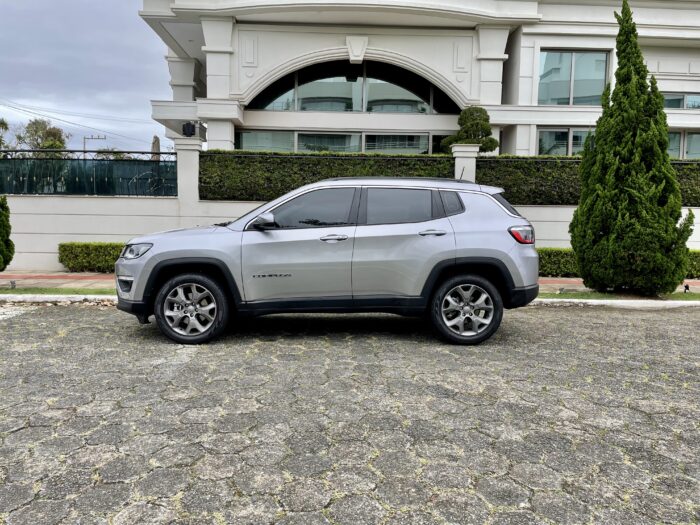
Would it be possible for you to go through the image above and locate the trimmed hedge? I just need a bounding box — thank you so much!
[55,242,700,279]
[199,151,453,201]
[199,151,700,206]
[58,242,123,273]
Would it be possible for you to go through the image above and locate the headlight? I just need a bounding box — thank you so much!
[121,243,153,259]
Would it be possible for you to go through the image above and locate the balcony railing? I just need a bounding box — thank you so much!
[0,150,177,197]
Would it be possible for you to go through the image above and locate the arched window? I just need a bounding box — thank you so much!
[248,60,460,114]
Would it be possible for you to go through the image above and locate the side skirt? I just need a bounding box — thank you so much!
[236,296,427,317]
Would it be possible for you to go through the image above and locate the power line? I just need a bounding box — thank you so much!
[0,101,153,146]
[0,98,153,124]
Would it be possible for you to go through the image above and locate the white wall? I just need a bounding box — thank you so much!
[7,196,699,272]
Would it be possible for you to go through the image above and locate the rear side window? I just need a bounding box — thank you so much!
[365,188,433,225]
[440,191,465,216]
[273,188,356,228]
[492,193,521,217]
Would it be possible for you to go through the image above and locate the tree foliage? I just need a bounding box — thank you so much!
[0,118,9,150]
[0,195,15,271]
[15,118,70,150]
[569,0,694,295]
[441,107,499,153]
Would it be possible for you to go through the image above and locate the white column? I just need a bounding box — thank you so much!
[172,136,203,208]
[451,144,480,182]
[167,50,201,102]
[476,25,511,105]
[201,17,236,150]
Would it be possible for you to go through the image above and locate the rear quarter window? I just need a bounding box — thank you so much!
[492,193,521,217]
[440,191,465,216]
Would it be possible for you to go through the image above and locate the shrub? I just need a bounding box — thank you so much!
[440,106,499,153]
[199,151,453,201]
[0,195,14,271]
[537,248,579,277]
[58,242,123,273]
[569,0,693,296]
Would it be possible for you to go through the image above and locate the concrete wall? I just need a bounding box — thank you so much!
[6,197,699,271]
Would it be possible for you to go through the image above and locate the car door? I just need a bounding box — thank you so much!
[352,186,455,299]
[241,186,359,302]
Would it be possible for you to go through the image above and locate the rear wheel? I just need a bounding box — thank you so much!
[430,275,503,345]
[154,273,229,344]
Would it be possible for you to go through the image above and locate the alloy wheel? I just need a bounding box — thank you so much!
[441,284,494,336]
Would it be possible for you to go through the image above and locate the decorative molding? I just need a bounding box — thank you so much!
[346,36,369,64]
[241,34,258,67]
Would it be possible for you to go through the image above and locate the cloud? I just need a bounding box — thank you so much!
[0,0,172,151]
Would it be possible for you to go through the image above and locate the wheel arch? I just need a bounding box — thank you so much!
[143,258,242,313]
[422,257,517,308]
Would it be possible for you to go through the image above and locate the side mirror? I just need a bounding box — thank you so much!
[252,212,277,231]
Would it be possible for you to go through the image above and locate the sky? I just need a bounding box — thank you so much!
[0,0,172,151]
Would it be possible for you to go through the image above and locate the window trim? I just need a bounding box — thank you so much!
[538,49,610,107]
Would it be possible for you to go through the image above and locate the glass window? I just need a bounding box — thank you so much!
[366,62,431,114]
[235,131,294,152]
[297,62,364,112]
[441,191,464,216]
[273,188,356,229]
[571,130,592,155]
[668,132,682,159]
[365,135,429,154]
[686,133,700,159]
[686,95,700,109]
[365,188,433,225]
[538,130,569,155]
[538,51,572,105]
[539,51,607,106]
[247,75,295,111]
[431,135,450,154]
[663,94,684,109]
[297,133,361,153]
[573,52,607,105]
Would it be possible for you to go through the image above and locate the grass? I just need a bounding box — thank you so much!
[539,291,700,301]
[0,287,116,295]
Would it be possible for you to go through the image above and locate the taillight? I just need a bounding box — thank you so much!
[509,225,535,245]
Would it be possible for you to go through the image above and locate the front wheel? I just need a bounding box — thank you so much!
[430,275,503,345]
[154,274,229,344]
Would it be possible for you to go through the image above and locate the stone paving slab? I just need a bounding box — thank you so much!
[0,304,699,524]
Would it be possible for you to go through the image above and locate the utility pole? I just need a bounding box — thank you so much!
[83,135,106,158]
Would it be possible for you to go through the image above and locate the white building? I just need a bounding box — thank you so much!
[141,0,700,158]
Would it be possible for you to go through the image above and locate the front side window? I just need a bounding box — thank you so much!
[539,51,608,106]
[273,188,356,229]
[365,188,433,225]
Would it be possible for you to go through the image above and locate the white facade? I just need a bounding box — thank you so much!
[141,0,700,157]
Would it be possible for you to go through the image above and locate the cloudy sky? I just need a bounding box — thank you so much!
[0,0,172,151]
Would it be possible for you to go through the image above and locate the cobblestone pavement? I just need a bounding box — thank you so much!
[0,304,699,525]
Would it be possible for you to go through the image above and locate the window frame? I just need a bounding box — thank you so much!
[538,49,609,107]
[537,127,594,156]
[662,93,700,110]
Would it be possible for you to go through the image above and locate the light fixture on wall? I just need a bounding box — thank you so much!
[182,122,197,137]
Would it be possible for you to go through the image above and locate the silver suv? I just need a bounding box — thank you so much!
[116,178,538,345]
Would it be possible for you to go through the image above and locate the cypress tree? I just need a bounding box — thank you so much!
[0,195,15,272]
[569,0,694,295]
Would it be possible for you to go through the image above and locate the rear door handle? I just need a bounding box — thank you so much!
[320,234,349,243]
[419,230,447,237]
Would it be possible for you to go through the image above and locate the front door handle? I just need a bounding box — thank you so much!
[320,234,349,243]
[419,230,447,237]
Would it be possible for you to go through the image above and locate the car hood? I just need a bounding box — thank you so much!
[127,225,221,244]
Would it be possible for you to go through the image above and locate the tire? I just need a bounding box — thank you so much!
[154,273,229,344]
[430,274,503,345]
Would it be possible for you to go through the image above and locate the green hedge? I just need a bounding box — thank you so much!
[199,151,453,201]
[55,242,700,279]
[58,242,123,273]
[199,151,700,206]
[538,248,700,279]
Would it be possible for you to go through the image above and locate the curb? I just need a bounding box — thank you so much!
[532,298,700,309]
[1,295,698,310]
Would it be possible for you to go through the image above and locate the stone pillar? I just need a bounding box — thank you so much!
[476,25,510,105]
[201,17,236,150]
[172,136,203,208]
[451,144,480,182]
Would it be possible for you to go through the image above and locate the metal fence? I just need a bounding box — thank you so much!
[0,150,177,197]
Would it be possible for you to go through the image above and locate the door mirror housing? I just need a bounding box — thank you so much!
[252,212,277,231]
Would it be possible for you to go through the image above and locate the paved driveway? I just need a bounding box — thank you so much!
[0,304,698,525]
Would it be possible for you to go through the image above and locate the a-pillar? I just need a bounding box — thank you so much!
[451,144,480,182]
[476,25,510,105]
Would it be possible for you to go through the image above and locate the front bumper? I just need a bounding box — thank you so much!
[506,284,539,309]
[117,298,150,317]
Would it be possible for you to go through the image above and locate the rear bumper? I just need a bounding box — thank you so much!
[117,298,150,317]
[506,284,539,309]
